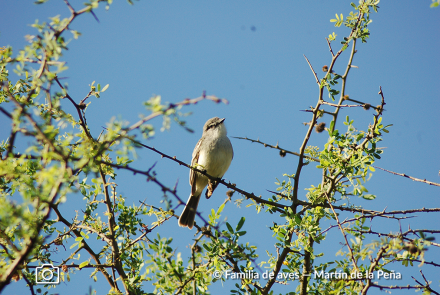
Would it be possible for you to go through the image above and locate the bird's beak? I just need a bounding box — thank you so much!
[220,118,226,124]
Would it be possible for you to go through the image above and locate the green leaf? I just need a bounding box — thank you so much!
[79,261,90,269]
[217,203,225,215]
[226,222,234,233]
[362,194,376,200]
[236,217,245,231]
[294,214,302,225]
[329,121,335,133]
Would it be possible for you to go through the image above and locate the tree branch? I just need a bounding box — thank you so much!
[373,165,440,187]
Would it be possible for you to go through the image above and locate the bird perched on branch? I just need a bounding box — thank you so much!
[178,117,233,229]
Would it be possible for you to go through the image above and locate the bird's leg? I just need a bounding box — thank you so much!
[205,178,220,199]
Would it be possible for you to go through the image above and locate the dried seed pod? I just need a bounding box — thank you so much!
[315,122,326,133]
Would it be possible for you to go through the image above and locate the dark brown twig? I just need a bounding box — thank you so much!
[373,166,440,187]
[233,136,319,162]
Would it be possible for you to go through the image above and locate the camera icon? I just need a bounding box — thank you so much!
[35,264,60,284]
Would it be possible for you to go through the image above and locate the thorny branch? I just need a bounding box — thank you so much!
[373,166,440,187]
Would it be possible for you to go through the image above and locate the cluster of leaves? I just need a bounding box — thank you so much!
[0,1,229,294]
[228,1,437,294]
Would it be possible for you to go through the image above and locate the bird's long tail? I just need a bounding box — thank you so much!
[178,194,200,229]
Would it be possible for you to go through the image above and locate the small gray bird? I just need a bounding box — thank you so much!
[178,117,234,229]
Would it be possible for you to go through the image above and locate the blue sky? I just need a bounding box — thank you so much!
[1,1,439,294]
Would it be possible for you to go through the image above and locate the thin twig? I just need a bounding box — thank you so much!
[373,166,440,187]
[324,193,360,272]
[325,37,335,57]
[233,136,319,162]
[303,55,320,86]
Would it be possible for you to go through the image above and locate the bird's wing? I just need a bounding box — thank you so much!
[189,138,202,195]
[230,138,234,160]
